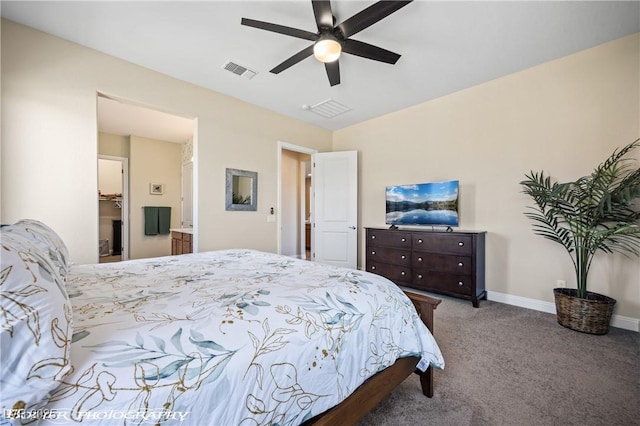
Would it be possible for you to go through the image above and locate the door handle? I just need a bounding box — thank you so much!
[348,226,356,230]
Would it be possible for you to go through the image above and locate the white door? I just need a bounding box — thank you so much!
[312,151,358,268]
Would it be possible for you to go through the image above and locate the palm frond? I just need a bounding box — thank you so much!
[520,139,640,295]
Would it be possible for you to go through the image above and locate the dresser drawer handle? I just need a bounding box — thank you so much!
[417,257,423,262]
[401,255,406,259]
[371,235,376,239]
[400,271,406,276]
[401,237,406,242]
[458,281,464,286]
[417,274,423,279]
[418,239,423,244]
[458,241,464,246]
[371,266,376,270]
[371,251,376,255]
[458,262,464,267]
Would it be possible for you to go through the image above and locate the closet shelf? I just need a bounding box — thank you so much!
[99,196,122,208]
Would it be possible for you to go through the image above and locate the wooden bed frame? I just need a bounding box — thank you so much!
[305,291,441,425]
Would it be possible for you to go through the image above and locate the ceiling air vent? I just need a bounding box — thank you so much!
[222,60,257,80]
[304,99,351,119]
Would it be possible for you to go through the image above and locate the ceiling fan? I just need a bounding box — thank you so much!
[241,1,413,86]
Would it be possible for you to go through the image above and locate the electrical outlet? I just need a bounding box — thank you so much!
[556,280,566,288]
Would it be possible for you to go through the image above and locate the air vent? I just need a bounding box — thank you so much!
[305,99,352,119]
[222,60,257,80]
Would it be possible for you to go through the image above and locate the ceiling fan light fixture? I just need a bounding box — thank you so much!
[241,0,412,85]
[313,38,341,63]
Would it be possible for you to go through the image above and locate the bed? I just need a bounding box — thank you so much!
[1,220,444,425]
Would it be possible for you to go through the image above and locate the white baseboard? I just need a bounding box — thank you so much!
[487,291,639,333]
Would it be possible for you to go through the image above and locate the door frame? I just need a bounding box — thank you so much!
[300,159,311,258]
[98,155,129,260]
[181,160,194,228]
[276,141,317,257]
[97,93,198,258]
[189,118,198,253]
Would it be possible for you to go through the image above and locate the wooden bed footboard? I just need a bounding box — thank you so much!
[403,290,442,398]
[305,291,441,426]
[403,290,441,335]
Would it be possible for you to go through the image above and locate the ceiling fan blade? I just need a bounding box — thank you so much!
[325,60,340,86]
[241,18,318,41]
[312,0,334,30]
[336,1,413,39]
[270,45,315,74]
[342,39,401,64]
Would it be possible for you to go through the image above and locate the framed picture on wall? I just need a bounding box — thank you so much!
[150,183,164,195]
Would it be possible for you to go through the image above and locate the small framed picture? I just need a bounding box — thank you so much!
[150,183,164,195]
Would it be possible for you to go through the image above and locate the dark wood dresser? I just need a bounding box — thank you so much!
[365,227,486,307]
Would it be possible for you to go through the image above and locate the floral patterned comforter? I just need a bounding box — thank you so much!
[42,249,444,425]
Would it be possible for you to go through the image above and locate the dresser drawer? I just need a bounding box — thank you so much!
[366,262,412,284]
[413,233,472,255]
[412,271,473,296]
[367,246,411,266]
[412,253,472,274]
[367,229,412,248]
[171,231,192,242]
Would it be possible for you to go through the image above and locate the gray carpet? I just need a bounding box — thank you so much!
[358,297,640,426]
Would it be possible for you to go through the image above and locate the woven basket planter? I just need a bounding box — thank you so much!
[553,288,616,335]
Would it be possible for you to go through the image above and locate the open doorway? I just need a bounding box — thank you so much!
[98,156,128,262]
[278,142,317,260]
[277,144,359,267]
[97,94,196,261]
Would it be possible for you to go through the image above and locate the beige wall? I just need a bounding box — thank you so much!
[1,20,333,263]
[334,34,640,319]
[98,133,130,158]
[98,159,122,195]
[129,136,182,259]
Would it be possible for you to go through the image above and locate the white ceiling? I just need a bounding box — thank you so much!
[3,1,639,136]
[97,95,194,143]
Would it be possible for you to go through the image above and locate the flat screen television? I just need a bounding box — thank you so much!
[385,180,459,227]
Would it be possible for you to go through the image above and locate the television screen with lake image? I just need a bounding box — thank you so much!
[385,180,459,226]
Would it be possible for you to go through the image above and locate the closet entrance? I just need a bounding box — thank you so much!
[98,156,128,262]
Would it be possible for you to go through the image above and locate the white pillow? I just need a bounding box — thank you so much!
[0,230,73,418]
[4,219,70,277]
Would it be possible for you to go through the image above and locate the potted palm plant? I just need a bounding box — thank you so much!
[520,139,640,334]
